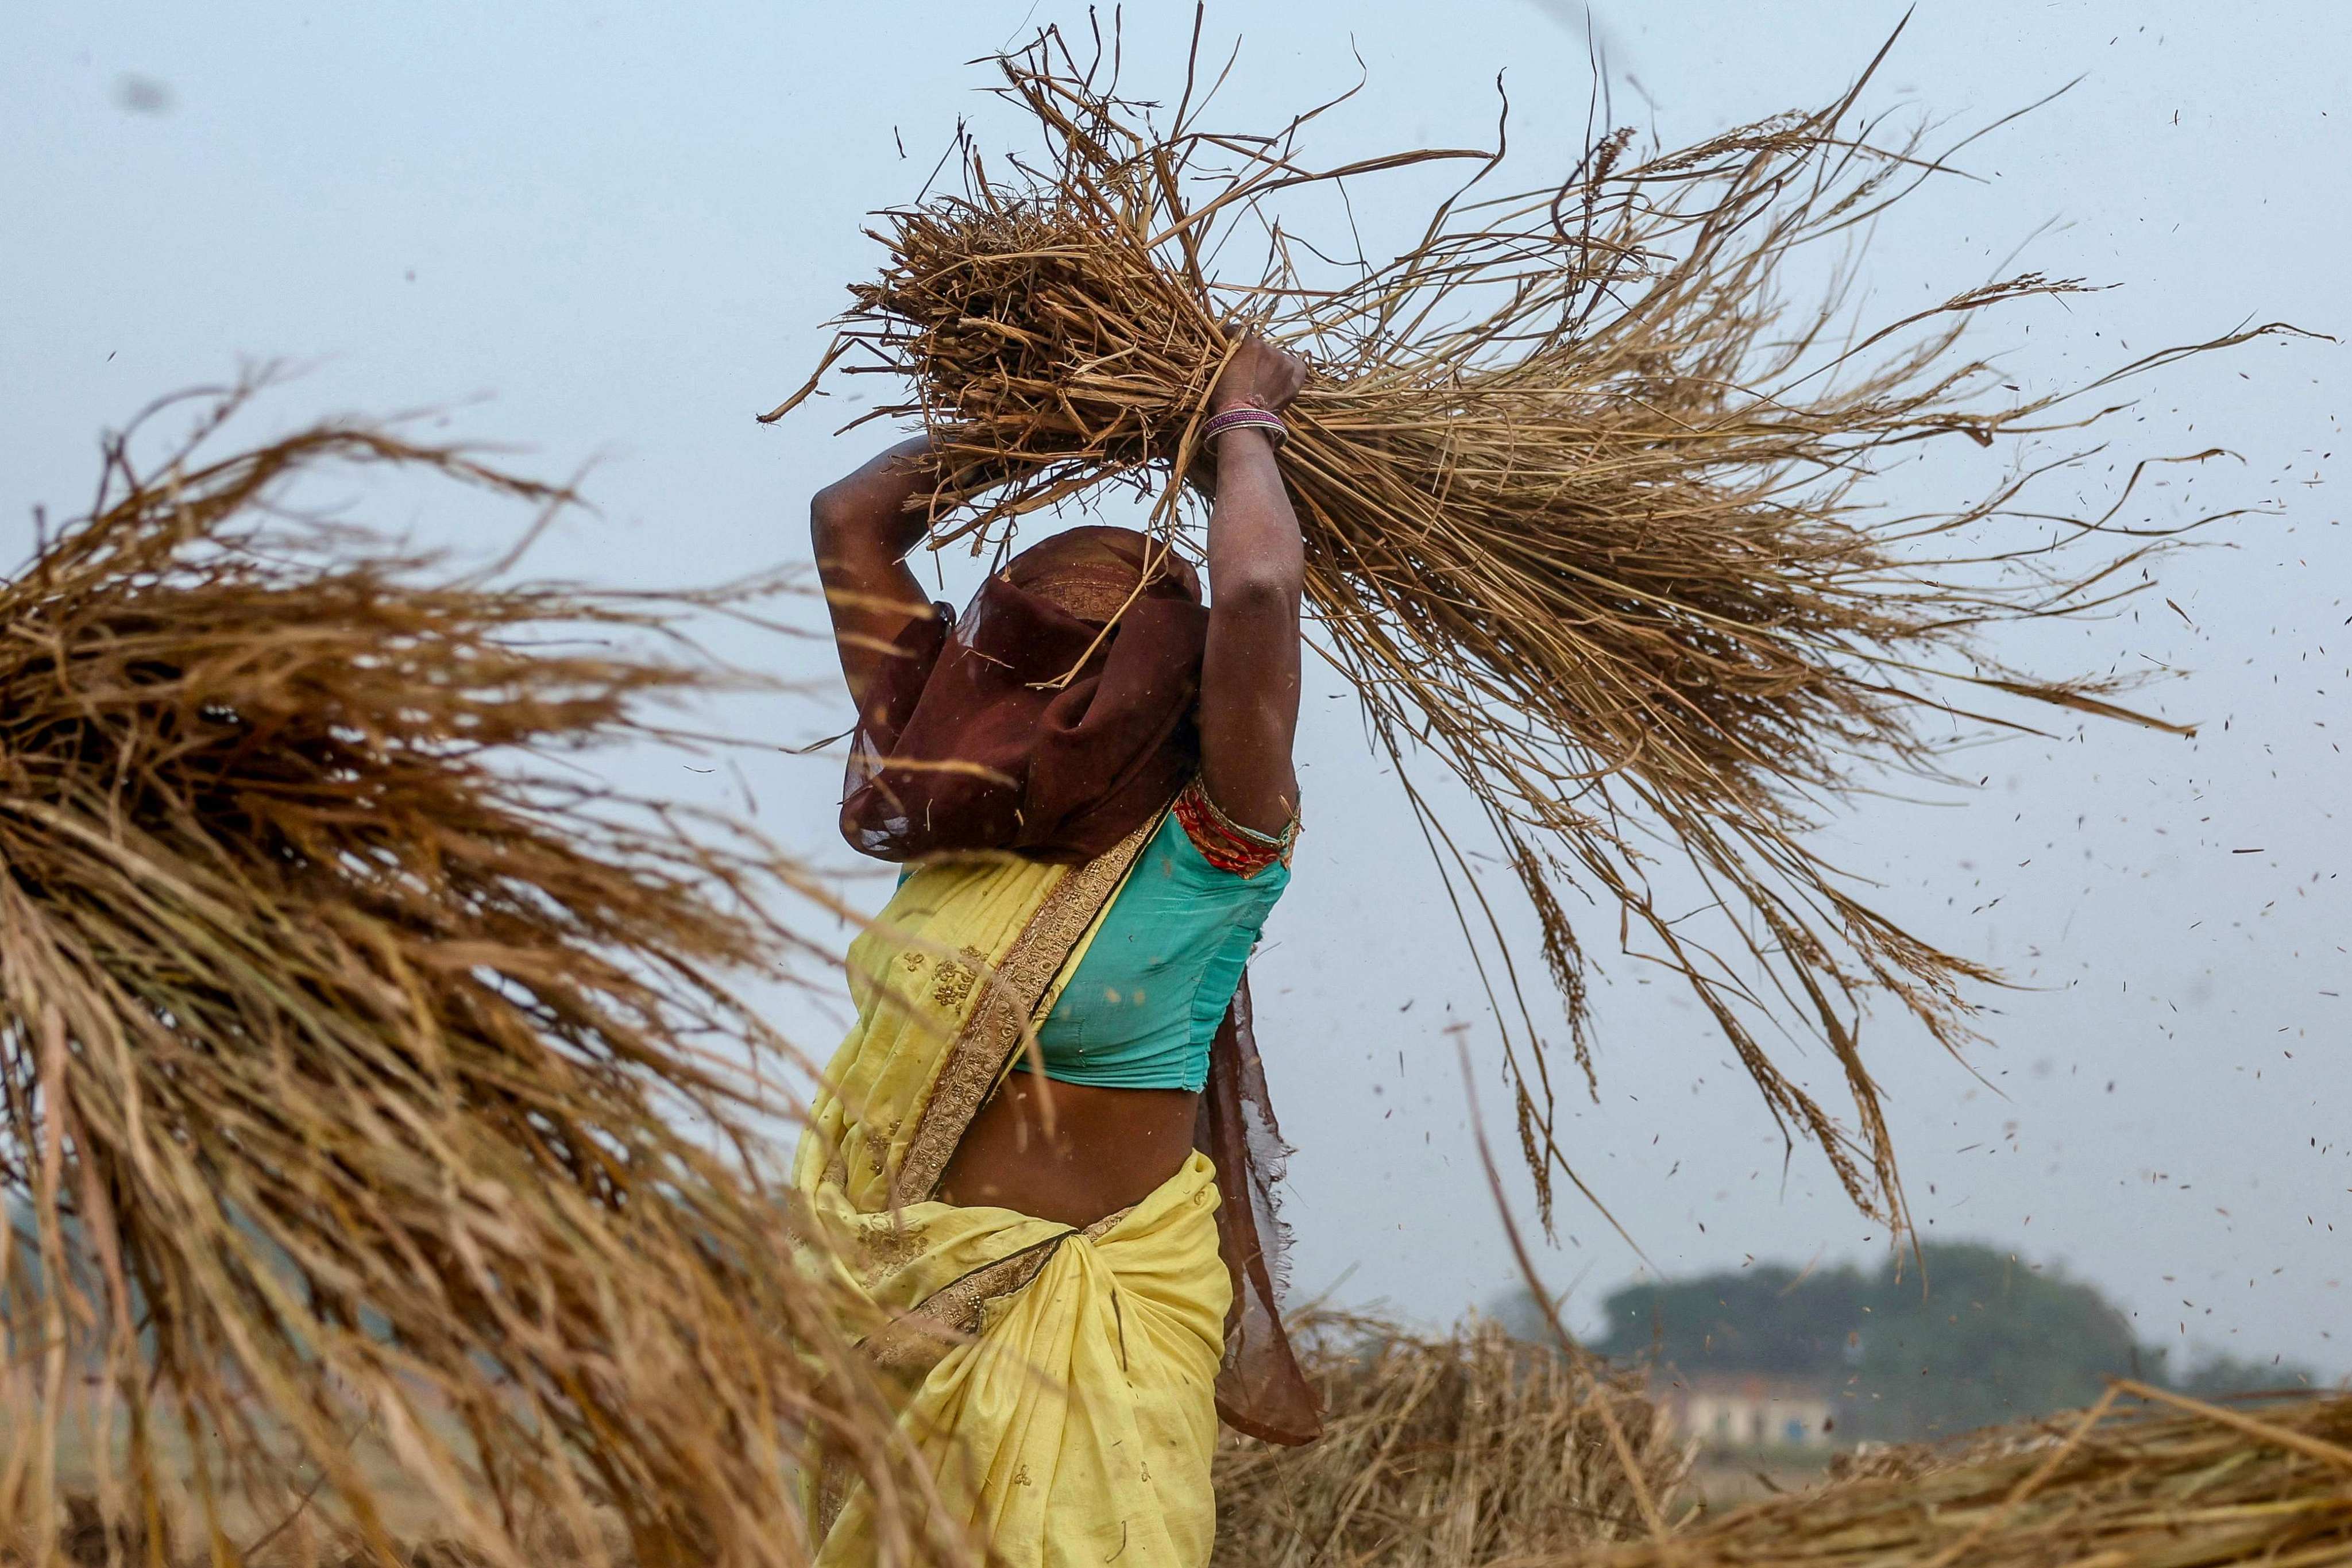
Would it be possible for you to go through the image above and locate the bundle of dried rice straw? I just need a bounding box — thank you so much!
[1211,1313,1689,1567]
[764,20,2307,1228]
[0,389,965,1568]
[1563,1381,2352,1568]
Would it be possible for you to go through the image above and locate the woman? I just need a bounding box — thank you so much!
[793,334,1320,1567]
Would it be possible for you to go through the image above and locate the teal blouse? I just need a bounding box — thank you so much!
[1015,811,1288,1092]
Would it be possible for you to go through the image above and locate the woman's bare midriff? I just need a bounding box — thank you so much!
[937,1073,1200,1227]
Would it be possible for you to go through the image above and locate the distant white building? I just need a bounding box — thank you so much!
[1660,1374,1836,1450]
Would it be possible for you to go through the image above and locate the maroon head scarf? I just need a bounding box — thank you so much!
[840,526,1208,863]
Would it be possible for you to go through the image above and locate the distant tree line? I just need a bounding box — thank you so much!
[1493,1241,2325,1443]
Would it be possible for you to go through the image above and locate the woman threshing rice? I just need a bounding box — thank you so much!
[767,31,2309,1562]
[793,331,1323,1566]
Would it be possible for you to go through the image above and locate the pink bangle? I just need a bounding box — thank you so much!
[1202,404,1287,449]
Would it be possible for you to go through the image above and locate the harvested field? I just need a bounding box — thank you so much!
[1212,1315,1691,1566]
[1565,1381,2352,1568]
[20,1346,2346,1567]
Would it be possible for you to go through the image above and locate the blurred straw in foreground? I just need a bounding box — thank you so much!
[0,387,965,1568]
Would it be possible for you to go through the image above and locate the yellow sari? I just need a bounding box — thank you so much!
[795,814,1233,1567]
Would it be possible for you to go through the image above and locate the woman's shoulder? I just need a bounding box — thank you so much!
[1167,778,1296,886]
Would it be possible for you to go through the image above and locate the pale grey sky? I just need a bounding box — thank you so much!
[5,2,2346,1378]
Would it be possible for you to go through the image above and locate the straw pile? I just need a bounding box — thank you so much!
[1211,1314,1691,1566]
[0,391,962,1568]
[771,22,2307,1226]
[1558,1381,2352,1568]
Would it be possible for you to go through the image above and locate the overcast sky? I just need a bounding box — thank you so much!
[6,1,2346,1381]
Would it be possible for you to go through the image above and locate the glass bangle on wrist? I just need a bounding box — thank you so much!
[1202,404,1287,449]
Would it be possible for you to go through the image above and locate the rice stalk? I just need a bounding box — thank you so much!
[768,19,2314,1229]
[0,386,971,1568]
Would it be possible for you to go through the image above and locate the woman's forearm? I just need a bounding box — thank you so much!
[810,434,934,566]
[1191,332,1310,832]
[1196,423,1305,833]
[810,435,937,709]
[1204,429,1304,605]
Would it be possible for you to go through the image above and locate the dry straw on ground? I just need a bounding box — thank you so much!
[1559,1381,2352,1568]
[0,388,966,1568]
[770,19,2310,1229]
[1211,1314,1690,1567]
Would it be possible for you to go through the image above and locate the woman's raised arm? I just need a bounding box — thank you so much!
[809,435,939,711]
[1195,334,1308,837]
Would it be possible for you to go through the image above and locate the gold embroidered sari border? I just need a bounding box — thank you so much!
[862,1234,1065,1377]
[864,1203,1133,1378]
